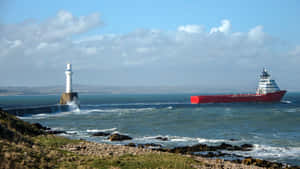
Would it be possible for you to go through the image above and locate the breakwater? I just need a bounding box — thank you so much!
[3,104,71,116]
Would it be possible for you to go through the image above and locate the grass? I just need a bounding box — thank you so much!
[90,153,202,169]
[3,134,202,169]
[1,110,203,169]
[34,134,81,147]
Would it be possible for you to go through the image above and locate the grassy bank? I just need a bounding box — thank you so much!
[1,110,298,169]
[0,110,204,169]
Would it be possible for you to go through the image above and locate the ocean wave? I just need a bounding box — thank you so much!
[18,107,155,119]
[228,144,300,160]
[18,111,73,120]
[79,108,156,114]
[281,100,292,104]
[86,128,117,133]
[83,102,185,107]
[135,135,232,144]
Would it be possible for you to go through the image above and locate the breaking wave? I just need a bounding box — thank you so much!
[228,144,300,163]
[79,107,156,114]
[86,128,118,133]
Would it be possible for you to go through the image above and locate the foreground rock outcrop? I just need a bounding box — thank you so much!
[108,133,132,141]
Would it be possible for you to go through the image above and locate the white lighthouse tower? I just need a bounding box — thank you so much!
[60,63,79,105]
[65,63,73,93]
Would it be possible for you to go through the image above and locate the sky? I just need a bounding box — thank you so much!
[0,0,300,91]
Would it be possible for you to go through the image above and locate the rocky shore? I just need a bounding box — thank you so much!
[1,110,300,169]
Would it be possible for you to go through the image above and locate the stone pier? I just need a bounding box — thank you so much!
[59,92,79,105]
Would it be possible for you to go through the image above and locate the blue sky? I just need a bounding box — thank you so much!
[0,0,300,91]
[2,0,300,42]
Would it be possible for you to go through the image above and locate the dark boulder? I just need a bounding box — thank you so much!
[126,143,136,147]
[32,123,50,130]
[219,142,233,149]
[47,130,66,134]
[161,142,254,154]
[108,133,132,141]
[92,132,110,136]
[137,143,162,148]
[242,157,283,168]
[241,144,253,150]
[155,136,168,141]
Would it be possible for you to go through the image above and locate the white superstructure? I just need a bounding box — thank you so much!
[65,64,73,93]
[256,68,280,95]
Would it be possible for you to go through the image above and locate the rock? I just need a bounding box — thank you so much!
[241,157,285,168]
[92,132,110,136]
[137,143,162,148]
[108,133,132,141]
[126,143,136,147]
[159,142,254,155]
[241,143,253,150]
[32,123,50,130]
[47,130,66,134]
[155,137,168,141]
[219,142,232,149]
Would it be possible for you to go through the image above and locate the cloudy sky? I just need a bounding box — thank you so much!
[0,0,300,91]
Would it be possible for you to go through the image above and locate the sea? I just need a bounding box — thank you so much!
[1,93,300,166]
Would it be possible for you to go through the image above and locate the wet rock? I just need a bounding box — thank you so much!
[241,143,253,150]
[47,130,66,134]
[92,132,110,137]
[219,142,232,149]
[160,142,254,155]
[32,123,50,130]
[137,143,162,148]
[241,157,285,168]
[126,143,136,147]
[229,138,238,141]
[155,136,168,141]
[108,133,132,141]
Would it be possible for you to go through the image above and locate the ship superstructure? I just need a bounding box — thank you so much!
[191,68,286,104]
[256,68,280,95]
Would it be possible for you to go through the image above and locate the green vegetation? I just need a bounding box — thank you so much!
[34,134,81,147]
[0,110,203,169]
[90,153,201,169]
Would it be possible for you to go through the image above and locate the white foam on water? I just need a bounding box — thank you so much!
[67,101,80,112]
[229,144,300,160]
[18,111,73,120]
[281,100,292,104]
[135,135,230,144]
[51,127,66,131]
[79,107,156,114]
[86,128,117,133]
[66,131,77,134]
[170,136,227,143]
[84,102,185,107]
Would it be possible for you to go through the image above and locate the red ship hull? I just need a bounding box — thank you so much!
[191,90,286,104]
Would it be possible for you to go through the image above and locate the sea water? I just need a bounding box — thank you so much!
[1,93,300,165]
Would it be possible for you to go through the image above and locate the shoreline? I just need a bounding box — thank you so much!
[1,110,300,168]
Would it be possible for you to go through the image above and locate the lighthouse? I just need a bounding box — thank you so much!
[60,64,79,105]
[65,63,73,93]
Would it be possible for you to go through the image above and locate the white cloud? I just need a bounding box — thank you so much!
[210,19,231,34]
[9,40,23,48]
[248,25,265,42]
[0,12,298,89]
[178,25,204,33]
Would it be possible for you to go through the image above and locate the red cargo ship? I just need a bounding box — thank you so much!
[191,69,286,104]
